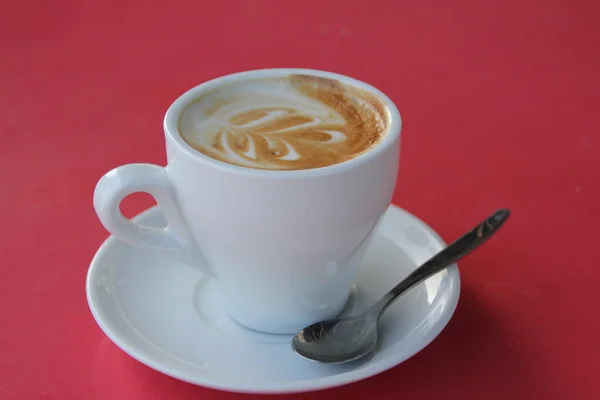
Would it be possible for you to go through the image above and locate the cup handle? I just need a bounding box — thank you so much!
[93,163,207,273]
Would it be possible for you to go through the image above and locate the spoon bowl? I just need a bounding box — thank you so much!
[292,314,379,363]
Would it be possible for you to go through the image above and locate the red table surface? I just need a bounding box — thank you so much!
[2,0,599,399]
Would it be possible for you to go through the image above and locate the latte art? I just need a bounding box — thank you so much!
[178,75,389,170]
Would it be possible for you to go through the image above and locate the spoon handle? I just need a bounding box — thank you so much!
[373,208,510,315]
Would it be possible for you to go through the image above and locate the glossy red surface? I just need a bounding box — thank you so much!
[1,1,599,398]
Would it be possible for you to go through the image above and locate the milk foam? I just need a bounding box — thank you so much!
[178,75,388,170]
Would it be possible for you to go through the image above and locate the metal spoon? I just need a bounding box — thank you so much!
[291,208,510,363]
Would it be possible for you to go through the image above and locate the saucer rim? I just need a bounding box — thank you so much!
[86,204,460,394]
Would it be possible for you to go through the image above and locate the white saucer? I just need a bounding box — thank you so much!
[86,204,460,394]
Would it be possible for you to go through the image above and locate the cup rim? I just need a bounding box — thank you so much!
[163,68,401,177]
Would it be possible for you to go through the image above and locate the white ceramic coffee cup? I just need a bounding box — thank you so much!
[93,68,401,334]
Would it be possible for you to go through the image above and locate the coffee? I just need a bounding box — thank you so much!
[178,74,390,170]
[95,68,401,333]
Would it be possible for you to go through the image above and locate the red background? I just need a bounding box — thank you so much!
[1,1,599,399]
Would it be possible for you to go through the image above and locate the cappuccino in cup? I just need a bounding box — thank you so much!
[94,69,401,334]
[178,75,389,170]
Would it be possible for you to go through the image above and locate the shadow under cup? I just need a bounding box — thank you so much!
[94,68,402,334]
